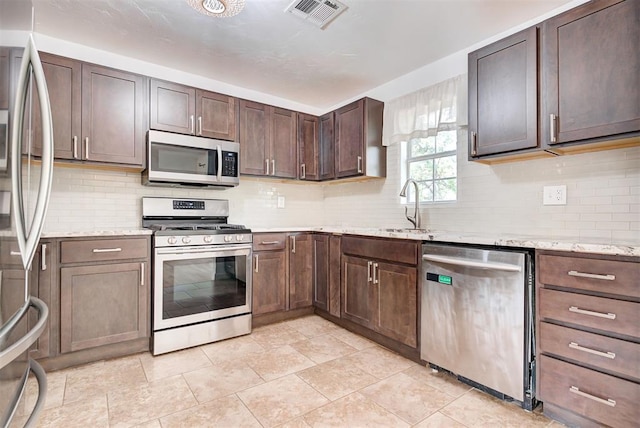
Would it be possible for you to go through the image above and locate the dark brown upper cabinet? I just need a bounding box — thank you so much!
[0,47,9,109]
[82,64,147,166]
[469,0,639,162]
[239,99,297,179]
[150,79,236,141]
[541,0,640,152]
[319,112,335,180]
[297,112,319,181]
[468,27,539,160]
[11,51,146,168]
[334,97,385,179]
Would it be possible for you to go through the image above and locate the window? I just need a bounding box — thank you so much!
[383,74,465,204]
[405,131,457,203]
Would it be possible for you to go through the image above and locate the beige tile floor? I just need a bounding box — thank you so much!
[17,315,561,427]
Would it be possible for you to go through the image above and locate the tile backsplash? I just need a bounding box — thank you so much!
[41,143,638,245]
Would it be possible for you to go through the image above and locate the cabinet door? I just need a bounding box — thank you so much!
[298,113,319,181]
[60,262,148,353]
[335,99,364,178]
[196,89,236,141]
[1,47,9,109]
[328,235,341,318]
[239,100,270,176]
[271,107,297,178]
[374,262,417,348]
[312,234,329,311]
[468,27,538,157]
[319,112,335,180]
[82,64,146,166]
[289,234,313,309]
[252,250,287,315]
[150,79,196,135]
[341,255,373,328]
[542,0,640,146]
[12,51,81,160]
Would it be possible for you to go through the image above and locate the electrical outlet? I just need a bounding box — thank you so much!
[543,185,567,205]
[277,196,285,209]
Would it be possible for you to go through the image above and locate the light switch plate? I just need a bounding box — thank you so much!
[543,185,567,205]
[277,196,285,209]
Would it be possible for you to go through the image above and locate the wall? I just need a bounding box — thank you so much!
[43,166,325,233]
[323,142,640,245]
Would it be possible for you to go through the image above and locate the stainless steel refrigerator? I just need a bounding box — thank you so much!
[0,17,54,428]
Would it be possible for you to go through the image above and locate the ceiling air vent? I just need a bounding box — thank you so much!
[285,0,348,29]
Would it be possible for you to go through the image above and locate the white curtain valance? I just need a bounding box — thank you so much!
[383,74,467,146]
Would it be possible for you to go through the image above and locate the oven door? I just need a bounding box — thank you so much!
[153,244,251,331]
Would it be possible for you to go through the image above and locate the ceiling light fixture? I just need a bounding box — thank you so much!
[186,0,245,17]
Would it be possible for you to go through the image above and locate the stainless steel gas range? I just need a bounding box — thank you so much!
[142,197,252,355]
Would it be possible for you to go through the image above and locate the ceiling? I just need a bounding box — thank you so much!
[1,0,574,110]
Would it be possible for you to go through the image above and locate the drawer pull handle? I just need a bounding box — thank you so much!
[568,270,615,281]
[260,241,280,245]
[569,386,616,407]
[10,251,21,256]
[569,342,615,359]
[92,247,122,253]
[569,306,616,320]
[367,261,373,283]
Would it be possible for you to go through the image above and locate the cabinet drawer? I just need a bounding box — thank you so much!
[342,236,418,265]
[539,288,640,339]
[539,355,639,428]
[61,238,148,263]
[0,240,23,266]
[539,322,640,381]
[539,254,639,298]
[252,233,286,251]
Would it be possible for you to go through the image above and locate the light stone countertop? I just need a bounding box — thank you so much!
[252,226,640,257]
[41,229,153,238]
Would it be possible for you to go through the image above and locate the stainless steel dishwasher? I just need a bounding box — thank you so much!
[421,242,536,410]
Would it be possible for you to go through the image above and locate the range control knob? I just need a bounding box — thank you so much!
[182,236,192,244]
[224,235,233,242]
[167,236,178,245]
[236,235,244,241]
[203,235,213,243]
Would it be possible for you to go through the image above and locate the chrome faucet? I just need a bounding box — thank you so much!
[399,179,421,229]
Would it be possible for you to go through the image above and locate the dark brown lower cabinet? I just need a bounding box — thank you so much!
[312,234,329,312]
[374,262,417,348]
[289,233,313,309]
[341,236,419,349]
[252,250,287,315]
[60,262,147,353]
[341,255,374,327]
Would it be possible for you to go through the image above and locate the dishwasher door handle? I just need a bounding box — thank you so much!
[422,254,522,272]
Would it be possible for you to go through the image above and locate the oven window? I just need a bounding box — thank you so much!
[161,255,247,319]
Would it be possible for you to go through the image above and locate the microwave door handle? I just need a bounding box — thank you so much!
[217,145,222,181]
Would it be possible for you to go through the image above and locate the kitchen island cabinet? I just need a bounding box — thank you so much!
[150,78,237,140]
[536,250,640,427]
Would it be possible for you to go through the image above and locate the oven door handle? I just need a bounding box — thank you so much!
[155,244,252,255]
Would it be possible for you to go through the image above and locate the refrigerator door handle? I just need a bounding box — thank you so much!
[0,358,48,428]
[11,35,55,271]
[0,297,49,369]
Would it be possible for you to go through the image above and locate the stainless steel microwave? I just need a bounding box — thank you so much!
[142,130,240,188]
